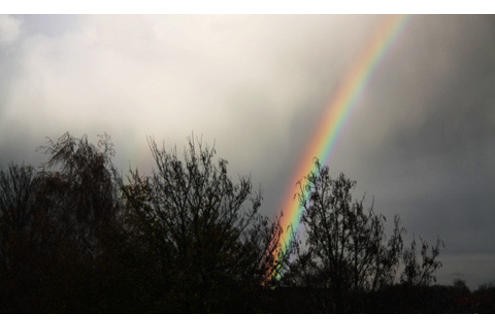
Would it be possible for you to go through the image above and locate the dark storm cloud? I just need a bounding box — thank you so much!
[305,16,495,287]
[363,16,495,246]
[258,16,495,287]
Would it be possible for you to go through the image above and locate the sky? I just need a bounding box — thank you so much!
[1,15,495,288]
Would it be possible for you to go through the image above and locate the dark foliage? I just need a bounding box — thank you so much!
[0,133,490,313]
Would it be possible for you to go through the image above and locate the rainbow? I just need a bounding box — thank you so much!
[268,15,408,281]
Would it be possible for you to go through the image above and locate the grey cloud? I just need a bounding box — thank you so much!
[319,16,495,287]
[0,15,21,45]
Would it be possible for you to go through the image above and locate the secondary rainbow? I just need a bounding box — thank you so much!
[268,15,408,281]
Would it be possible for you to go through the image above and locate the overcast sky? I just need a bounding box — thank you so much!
[1,15,494,288]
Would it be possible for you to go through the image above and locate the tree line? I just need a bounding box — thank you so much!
[0,133,492,313]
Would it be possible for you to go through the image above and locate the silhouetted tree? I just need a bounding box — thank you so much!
[122,137,282,311]
[400,237,443,287]
[0,133,135,312]
[280,160,442,312]
[39,132,122,256]
[0,165,38,280]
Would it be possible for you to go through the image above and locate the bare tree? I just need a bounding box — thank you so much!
[0,165,38,274]
[122,136,282,311]
[39,132,122,258]
[401,237,443,287]
[281,160,441,311]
